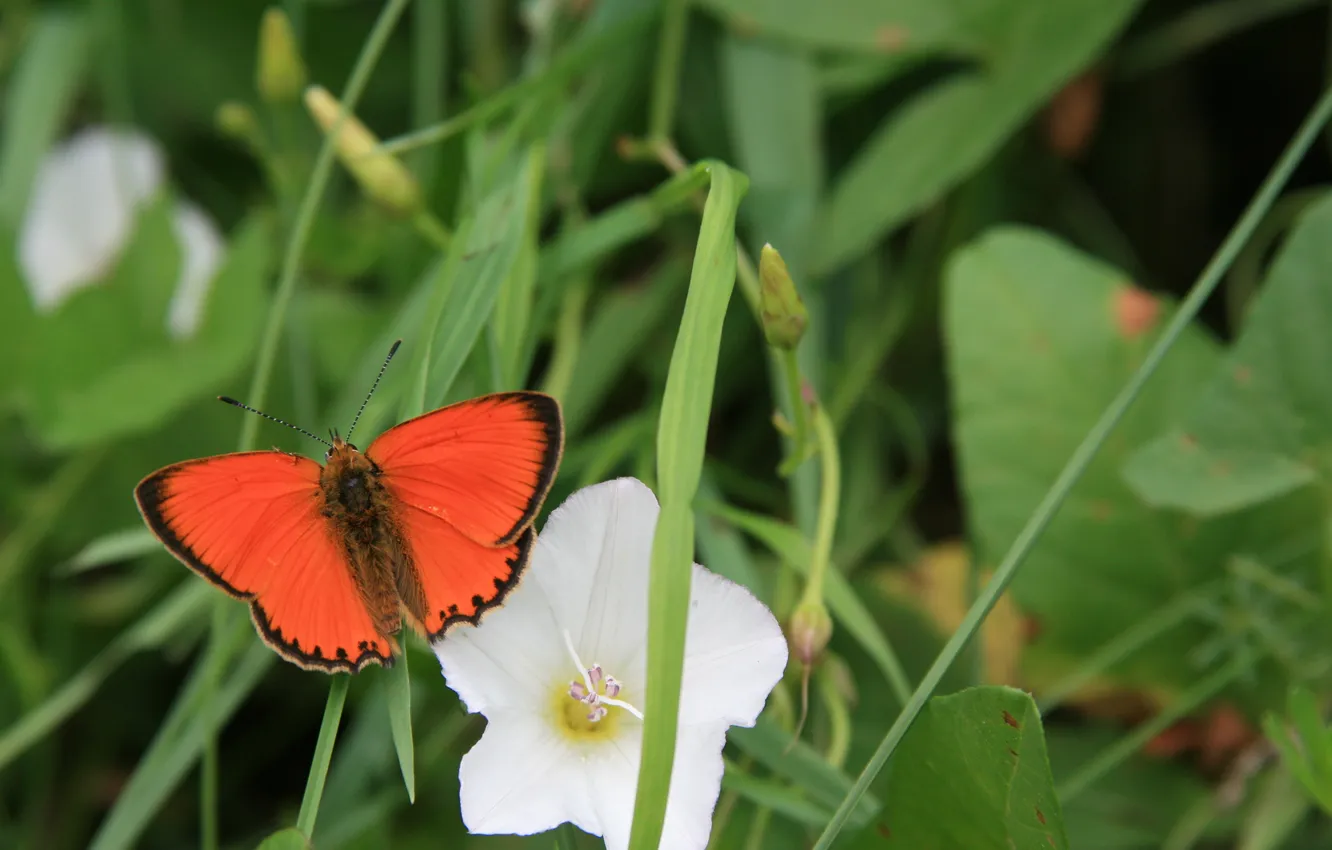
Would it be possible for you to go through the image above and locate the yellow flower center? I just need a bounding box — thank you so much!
[552,630,643,742]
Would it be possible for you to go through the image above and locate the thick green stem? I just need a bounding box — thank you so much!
[648,0,688,141]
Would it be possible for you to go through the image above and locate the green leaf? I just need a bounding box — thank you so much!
[878,686,1069,849]
[0,8,89,226]
[696,0,977,54]
[813,0,1145,273]
[628,162,747,850]
[255,827,311,850]
[1124,193,1332,514]
[384,649,415,804]
[15,210,271,449]
[721,764,836,829]
[945,226,1321,687]
[421,146,543,408]
[703,501,912,703]
[59,527,158,575]
[490,149,544,389]
[729,719,879,828]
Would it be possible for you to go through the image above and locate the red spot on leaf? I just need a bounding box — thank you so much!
[1003,710,1020,728]
[877,823,892,839]
[1007,748,1019,758]
[1044,69,1104,159]
[1035,807,1047,825]
[1234,365,1253,386]
[1088,499,1114,521]
[1180,432,1198,450]
[1022,616,1044,641]
[875,25,907,51]
[1114,286,1159,338]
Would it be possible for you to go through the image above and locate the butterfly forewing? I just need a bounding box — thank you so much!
[134,453,394,672]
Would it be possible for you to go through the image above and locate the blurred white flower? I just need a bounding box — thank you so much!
[434,478,788,850]
[17,126,224,337]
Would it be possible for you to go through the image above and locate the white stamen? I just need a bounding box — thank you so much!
[600,695,644,720]
[560,628,644,722]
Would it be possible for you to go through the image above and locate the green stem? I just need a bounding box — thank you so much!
[818,662,851,769]
[776,348,810,476]
[412,209,453,251]
[296,675,350,838]
[1056,655,1250,801]
[239,0,412,451]
[199,601,225,850]
[810,83,1332,850]
[742,805,772,850]
[803,405,839,604]
[648,0,688,141]
[540,276,591,401]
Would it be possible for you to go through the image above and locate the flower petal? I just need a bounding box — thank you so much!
[529,477,659,677]
[584,722,728,850]
[679,565,788,728]
[166,201,224,338]
[458,708,598,837]
[18,127,164,312]
[433,561,571,712]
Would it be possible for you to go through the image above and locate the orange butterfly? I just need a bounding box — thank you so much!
[134,343,564,673]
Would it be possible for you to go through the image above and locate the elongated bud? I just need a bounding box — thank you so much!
[257,8,307,103]
[304,85,422,217]
[788,599,833,667]
[216,101,260,144]
[759,243,807,350]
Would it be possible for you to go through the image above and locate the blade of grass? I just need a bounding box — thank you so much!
[810,84,1332,849]
[384,650,415,803]
[627,162,747,850]
[297,675,351,837]
[88,637,274,850]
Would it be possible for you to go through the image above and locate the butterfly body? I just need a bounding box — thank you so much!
[136,391,564,673]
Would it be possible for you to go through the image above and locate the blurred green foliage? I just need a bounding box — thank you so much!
[2,0,1332,848]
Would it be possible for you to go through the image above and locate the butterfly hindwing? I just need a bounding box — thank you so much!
[367,392,563,547]
[134,452,394,672]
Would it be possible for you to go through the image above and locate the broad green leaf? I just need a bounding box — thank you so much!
[877,686,1068,849]
[696,0,978,55]
[813,0,1145,273]
[629,162,747,850]
[255,827,311,850]
[0,9,89,225]
[946,227,1321,687]
[1124,193,1332,515]
[384,648,415,803]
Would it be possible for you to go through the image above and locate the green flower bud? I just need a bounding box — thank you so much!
[759,243,807,350]
[788,599,833,667]
[304,85,422,217]
[215,101,260,144]
[257,8,307,103]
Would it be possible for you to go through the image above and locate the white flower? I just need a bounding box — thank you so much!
[433,478,789,850]
[17,126,224,338]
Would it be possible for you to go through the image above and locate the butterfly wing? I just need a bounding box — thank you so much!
[135,452,394,672]
[366,391,563,547]
[367,392,561,638]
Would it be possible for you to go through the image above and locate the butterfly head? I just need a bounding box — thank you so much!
[325,429,360,460]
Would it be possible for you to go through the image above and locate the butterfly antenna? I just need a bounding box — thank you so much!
[217,397,332,448]
[345,339,402,443]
